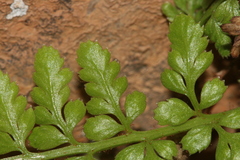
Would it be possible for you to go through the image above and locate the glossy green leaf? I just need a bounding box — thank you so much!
[230,137,240,160]
[84,115,124,141]
[181,125,212,154]
[29,125,68,150]
[216,131,240,160]
[154,98,194,126]
[160,69,186,95]
[168,15,208,65]
[219,110,240,129]
[200,78,227,109]
[191,52,213,80]
[64,100,86,131]
[18,108,35,140]
[125,91,146,124]
[77,41,128,128]
[204,0,240,57]
[115,143,145,160]
[168,50,187,76]
[34,106,57,125]
[216,134,231,160]
[30,46,81,145]
[77,41,127,102]
[0,71,34,154]
[86,98,115,115]
[0,132,18,154]
[31,46,72,111]
[152,140,178,159]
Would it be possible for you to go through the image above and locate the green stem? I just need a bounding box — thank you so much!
[186,77,200,112]
[5,113,224,160]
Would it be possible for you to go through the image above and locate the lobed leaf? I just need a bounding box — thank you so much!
[18,108,35,140]
[34,106,57,125]
[31,46,72,111]
[77,41,127,103]
[216,134,231,160]
[181,125,212,154]
[77,41,129,129]
[0,71,35,154]
[83,115,124,141]
[125,91,146,124]
[160,69,186,95]
[199,78,227,110]
[191,52,213,81]
[216,131,240,160]
[86,98,115,115]
[168,15,208,65]
[168,50,187,76]
[64,100,86,132]
[0,132,18,154]
[30,46,84,147]
[154,98,194,126]
[219,110,240,129]
[28,125,68,150]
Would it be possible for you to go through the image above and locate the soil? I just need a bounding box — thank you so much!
[0,0,240,159]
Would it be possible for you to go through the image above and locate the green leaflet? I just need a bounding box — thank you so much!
[34,106,57,125]
[125,91,146,124]
[0,132,18,154]
[29,125,68,150]
[154,98,194,126]
[160,69,186,95]
[64,100,86,131]
[204,0,240,57]
[200,78,227,110]
[219,109,240,129]
[181,125,212,154]
[216,133,231,160]
[0,71,35,154]
[215,127,240,160]
[86,97,115,115]
[83,115,124,141]
[29,46,86,150]
[151,140,178,159]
